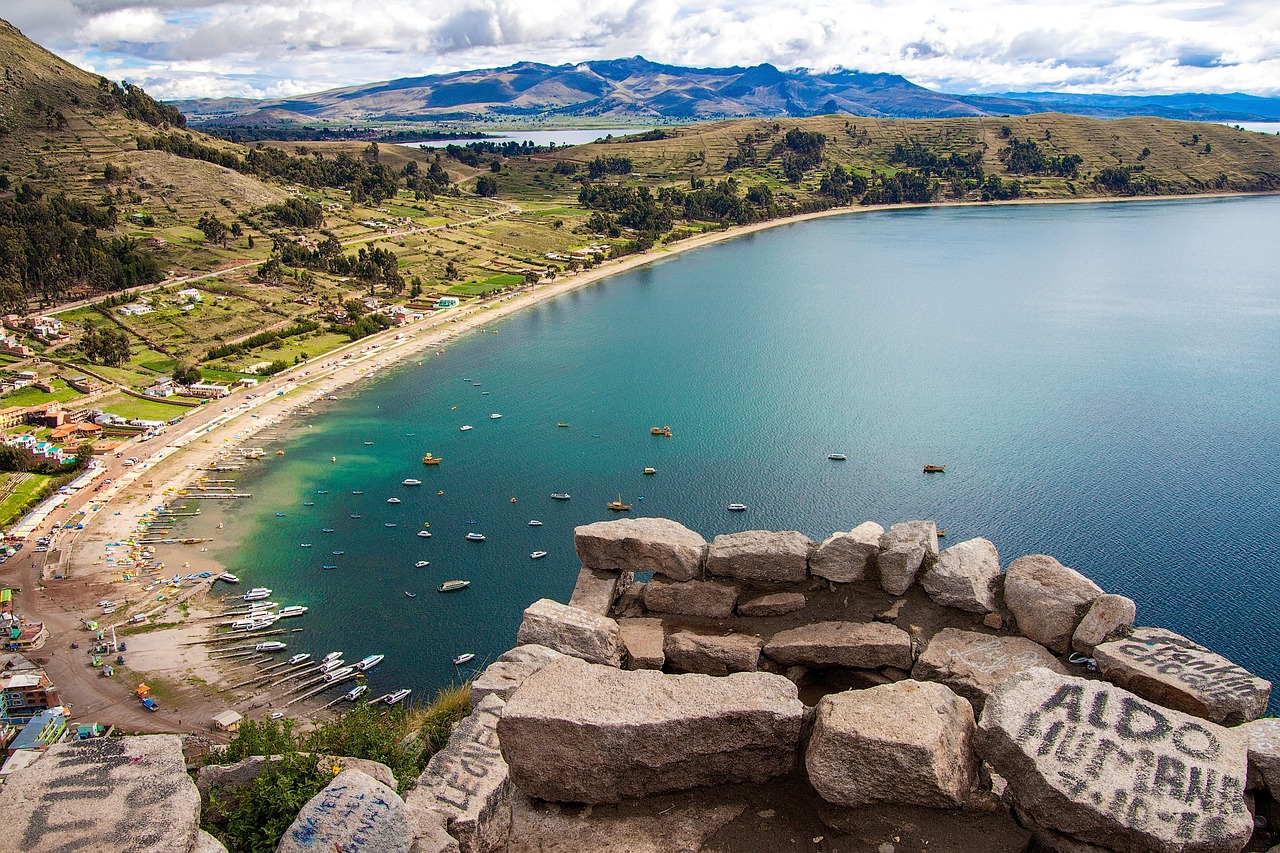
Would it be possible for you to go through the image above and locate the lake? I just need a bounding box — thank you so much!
[187,195,1280,706]
[399,128,655,148]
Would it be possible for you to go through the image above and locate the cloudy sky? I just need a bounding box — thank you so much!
[6,0,1279,101]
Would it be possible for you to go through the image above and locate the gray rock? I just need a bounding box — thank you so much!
[574,517,707,581]
[763,621,913,670]
[1092,626,1272,725]
[618,617,665,670]
[664,630,764,675]
[705,529,812,585]
[1003,554,1103,654]
[197,754,278,809]
[613,581,647,617]
[567,567,631,616]
[516,598,622,667]
[470,645,567,707]
[642,577,738,618]
[318,756,398,793]
[406,694,511,853]
[910,628,1069,713]
[194,830,230,853]
[878,520,939,596]
[1237,717,1280,793]
[810,521,883,583]
[921,537,1001,613]
[498,657,804,803]
[806,680,977,809]
[977,668,1252,853]
[404,802,460,853]
[737,592,806,617]
[0,734,200,853]
[1071,594,1136,655]
[279,768,409,853]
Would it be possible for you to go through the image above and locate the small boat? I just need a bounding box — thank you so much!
[322,528,335,533]
[438,579,471,592]
[460,425,473,431]
[385,522,398,528]
[322,565,337,570]
[277,450,285,456]
[317,490,328,495]
[827,453,847,461]
[300,543,313,548]
[384,689,411,705]
[387,497,402,504]
[255,641,287,652]
[417,530,431,538]
[465,532,486,542]
[243,587,272,601]
[275,512,286,517]
[453,653,476,666]
[937,528,947,538]
[415,560,430,567]
[422,454,441,465]
[550,493,571,501]
[530,551,547,559]
[278,605,309,618]
[403,478,423,486]
[356,654,384,671]
[320,658,346,673]
[219,573,240,583]
[352,490,364,495]
[350,514,362,519]
[331,456,337,462]
[405,591,417,598]
[303,501,315,506]
[643,467,656,475]
[248,601,278,612]
[650,425,672,436]
[364,441,374,446]
[345,684,368,701]
[324,666,356,683]
[288,653,311,665]
[557,423,569,428]
[490,413,502,419]
[528,519,543,526]
[607,496,632,512]
[322,652,343,664]
[727,503,747,512]
[332,550,345,555]
[923,464,947,473]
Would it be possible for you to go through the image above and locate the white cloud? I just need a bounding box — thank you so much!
[4,0,1279,99]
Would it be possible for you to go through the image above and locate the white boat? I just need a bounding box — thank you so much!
[278,605,309,618]
[300,543,313,548]
[287,653,311,665]
[247,601,277,610]
[255,641,287,652]
[243,587,272,601]
[402,478,422,486]
[322,651,343,664]
[489,413,502,419]
[324,665,355,683]
[530,551,547,559]
[465,532,486,542]
[727,503,747,511]
[345,684,368,701]
[827,453,847,461]
[550,493,570,501]
[387,497,402,504]
[528,519,543,526]
[453,653,476,666]
[320,658,346,672]
[230,618,258,630]
[438,579,471,592]
[252,613,281,628]
[415,560,430,567]
[355,654,384,671]
[384,689,411,705]
[460,425,473,431]
[219,573,240,583]
[417,530,431,538]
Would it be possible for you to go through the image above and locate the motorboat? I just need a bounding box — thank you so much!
[489,413,502,419]
[287,653,311,665]
[550,493,571,501]
[275,512,286,517]
[406,590,417,597]
[243,587,272,601]
[247,601,278,610]
[557,422,569,428]
[387,497,402,504]
[417,530,431,538]
[727,504,747,512]
[219,573,240,583]
[345,684,368,701]
[415,560,430,567]
[355,654,385,671]
[643,467,656,475]
[422,453,441,465]
[320,658,346,672]
[303,501,315,507]
[827,453,847,461]
[332,550,345,555]
[322,565,337,570]
[460,425,473,431]
[350,513,362,519]
[324,666,356,683]
[453,653,476,666]
[923,464,947,473]
[606,497,632,512]
[322,651,343,664]
[403,478,423,486]
[438,580,471,592]
[530,551,547,559]
[384,689,411,705]
[465,532,486,542]
[255,641,287,652]
[300,543,313,548]
[352,490,364,495]
[650,425,672,436]
[322,528,335,533]
[528,520,543,526]
[278,605,309,618]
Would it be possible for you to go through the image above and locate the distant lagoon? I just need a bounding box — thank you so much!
[399,128,656,148]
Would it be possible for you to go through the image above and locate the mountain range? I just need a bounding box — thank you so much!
[172,56,1280,126]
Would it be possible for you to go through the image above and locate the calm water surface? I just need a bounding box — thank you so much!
[186,196,1280,703]
[400,128,654,148]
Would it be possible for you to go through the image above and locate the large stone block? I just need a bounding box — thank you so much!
[705,529,812,585]
[498,657,804,803]
[406,694,511,853]
[0,734,200,853]
[1092,627,1271,725]
[878,520,939,596]
[574,517,707,581]
[921,537,1001,613]
[1072,594,1136,655]
[977,668,1252,853]
[516,598,622,667]
[763,621,913,670]
[470,644,567,707]
[618,617,665,670]
[737,591,806,617]
[806,680,977,809]
[278,768,409,853]
[1003,554,1103,653]
[664,629,764,676]
[642,577,738,618]
[810,521,883,583]
[910,628,1068,713]
[567,567,631,616]
[1238,717,1280,793]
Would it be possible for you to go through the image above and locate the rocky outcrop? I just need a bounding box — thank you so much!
[0,735,201,853]
[737,591,806,617]
[567,567,631,616]
[642,577,738,618]
[574,518,707,581]
[921,536,1001,613]
[1092,627,1271,725]
[705,530,812,585]
[806,680,977,809]
[1071,593,1136,655]
[663,629,764,675]
[1003,554,1103,653]
[877,520,939,596]
[469,644,566,707]
[910,628,1068,713]
[763,621,913,670]
[497,657,804,803]
[618,617,665,670]
[278,769,409,853]
[1239,717,1280,793]
[977,668,1253,853]
[809,521,882,583]
[516,599,622,667]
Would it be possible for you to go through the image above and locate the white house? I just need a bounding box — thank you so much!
[175,289,202,302]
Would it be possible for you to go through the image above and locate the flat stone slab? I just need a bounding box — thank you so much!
[810,521,882,583]
[498,657,804,803]
[807,680,977,809]
[642,577,738,618]
[764,621,913,671]
[0,734,200,853]
[574,518,707,581]
[705,529,812,585]
[470,644,567,707]
[921,536,1001,613]
[618,617,665,670]
[911,628,1068,713]
[407,694,511,853]
[1093,627,1272,725]
[664,629,764,675]
[1003,554,1103,654]
[279,768,409,853]
[737,592,806,617]
[516,598,622,667]
[977,668,1252,853]
[567,567,630,615]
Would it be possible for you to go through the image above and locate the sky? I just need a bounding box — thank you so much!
[5,0,1279,101]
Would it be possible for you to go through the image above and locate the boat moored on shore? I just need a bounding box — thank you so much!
[355,654,384,671]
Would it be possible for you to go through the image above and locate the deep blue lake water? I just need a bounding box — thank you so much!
[190,196,1280,706]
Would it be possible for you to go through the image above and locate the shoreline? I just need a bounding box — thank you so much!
[33,187,1278,727]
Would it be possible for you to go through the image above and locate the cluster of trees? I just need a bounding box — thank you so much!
[196,212,230,246]
[0,442,93,474]
[587,155,633,179]
[401,159,453,198]
[80,322,132,366]
[442,140,550,166]
[998,137,1083,177]
[0,185,160,309]
[818,164,869,204]
[578,177,775,247]
[860,169,939,205]
[97,78,186,129]
[779,129,826,183]
[889,140,985,180]
[205,321,319,361]
[266,198,324,229]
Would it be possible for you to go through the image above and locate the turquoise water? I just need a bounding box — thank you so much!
[194,196,1280,704]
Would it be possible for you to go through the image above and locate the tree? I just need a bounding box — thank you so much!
[444,260,459,280]
[475,175,498,197]
[197,212,229,246]
[172,362,203,385]
[257,257,285,283]
[343,298,367,320]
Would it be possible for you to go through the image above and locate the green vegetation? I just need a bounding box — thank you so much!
[0,472,55,527]
[0,379,85,407]
[96,393,192,421]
